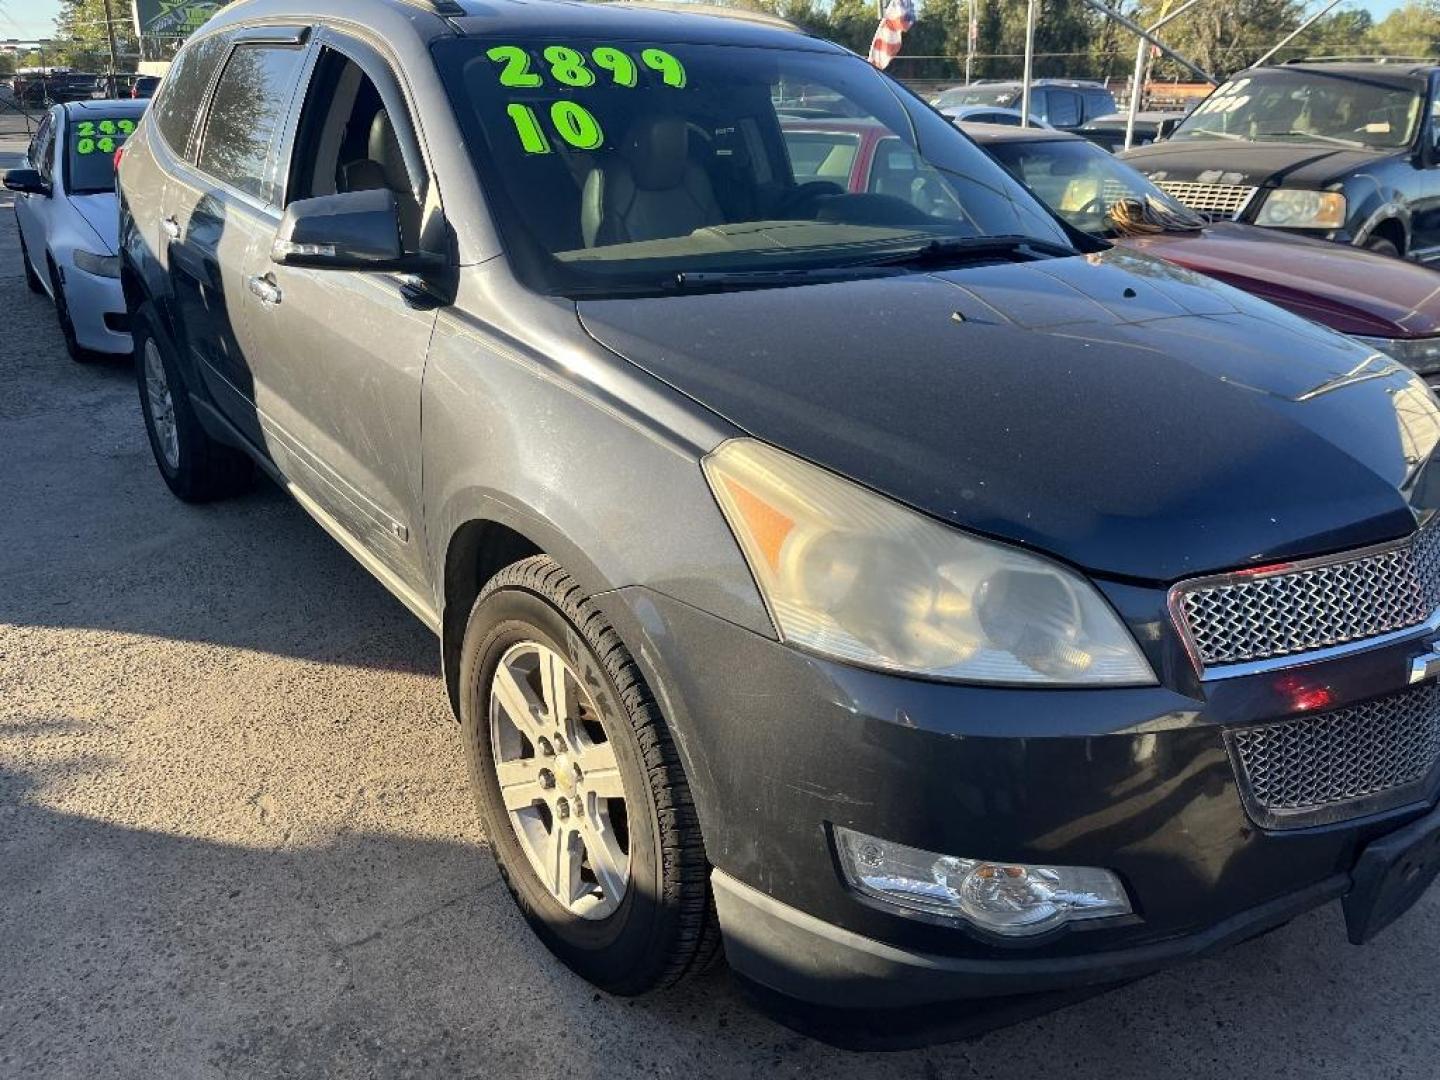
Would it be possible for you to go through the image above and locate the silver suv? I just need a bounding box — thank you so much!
[118,0,1440,1047]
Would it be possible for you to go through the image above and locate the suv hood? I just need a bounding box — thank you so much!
[1120,222,1440,338]
[1120,138,1387,189]
[578,249,1440,583]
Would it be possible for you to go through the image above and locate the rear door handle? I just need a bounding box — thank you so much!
[161,216,180,240]
[246,273,283,306]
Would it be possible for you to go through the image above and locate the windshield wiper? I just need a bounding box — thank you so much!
[1255,129,1365,148]
[671,264,910,291]
[1178,129,1245,141]
[844,234,1074,269]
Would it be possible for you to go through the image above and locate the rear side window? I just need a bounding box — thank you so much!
[197,43,307,202]
[151,32,230,158]
[1083,91,1115,121]
[1047,91,1081,128]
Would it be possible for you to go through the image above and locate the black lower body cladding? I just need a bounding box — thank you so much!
[595,584,1440,1025]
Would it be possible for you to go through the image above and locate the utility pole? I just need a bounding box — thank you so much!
[100,0,121,97]
[1020,0,1037,127]
[964,0,976,85]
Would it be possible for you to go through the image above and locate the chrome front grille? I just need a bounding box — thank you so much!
[1154,180,1257,218]
[1229,684,1440,828]
[1174,521,1440,668]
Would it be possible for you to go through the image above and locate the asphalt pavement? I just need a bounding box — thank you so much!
[3,130,1440,1079]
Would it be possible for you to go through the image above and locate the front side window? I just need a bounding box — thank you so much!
[987,136,1188,237]
[1174,69,1423,150]
[151,31,230,158]
[434,38,1067,296]
[65,112,139,194]
[198,43,307,202]
[28,113,53,174]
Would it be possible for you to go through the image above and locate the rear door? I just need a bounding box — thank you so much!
[165,28,311,448]
[238,32,444,593]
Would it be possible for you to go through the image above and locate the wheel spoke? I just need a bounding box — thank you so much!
[577,740,624,799]
[495,759,547,811]
[580,815,628,905]
[544,821,581,904]
[540,651,571,735]
[492,662,546,742]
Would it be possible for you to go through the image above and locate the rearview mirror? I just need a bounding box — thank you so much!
[3,168,50,196]
[271,188,432,272]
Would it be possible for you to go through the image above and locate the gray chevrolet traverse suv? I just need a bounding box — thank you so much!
[118,0,1440,1046]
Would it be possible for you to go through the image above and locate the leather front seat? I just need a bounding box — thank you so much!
[341,110,409,196]
[581,115,723,247]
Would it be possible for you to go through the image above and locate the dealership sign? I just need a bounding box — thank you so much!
[131,0,225,37]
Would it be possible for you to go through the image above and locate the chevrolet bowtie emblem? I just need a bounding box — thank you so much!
[1409,643,1440,685]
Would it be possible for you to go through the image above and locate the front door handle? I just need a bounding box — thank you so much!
[246,273,283,306]
[161,216,180,240]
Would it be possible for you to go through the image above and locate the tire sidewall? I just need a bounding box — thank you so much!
[460,584,667,988]
[133,304,188,486]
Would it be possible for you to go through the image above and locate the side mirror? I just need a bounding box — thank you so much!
[3,168,50,196]
[271,188,434,272]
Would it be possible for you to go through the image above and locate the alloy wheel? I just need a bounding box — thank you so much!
[143,339,180,470]
[489,640,631,920]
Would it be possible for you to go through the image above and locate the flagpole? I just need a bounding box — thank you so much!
[1020,0,1037,128]
[965,0,976,85]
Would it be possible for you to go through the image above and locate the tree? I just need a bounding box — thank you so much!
[53,0,139,72]
[1372,1,1440,57]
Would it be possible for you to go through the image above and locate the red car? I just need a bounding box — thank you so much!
[780,118,1440,380]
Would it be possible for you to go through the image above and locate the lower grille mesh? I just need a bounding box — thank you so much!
[1230,684,1440,827]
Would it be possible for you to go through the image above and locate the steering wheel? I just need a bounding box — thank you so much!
[1073,194,1108,217]
[775,180,847,219]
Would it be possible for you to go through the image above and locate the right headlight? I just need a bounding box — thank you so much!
[703,439,1155,686]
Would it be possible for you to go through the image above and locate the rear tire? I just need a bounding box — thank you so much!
[460,556,721,995]
[134,301,254,502]
[17,225,43,293]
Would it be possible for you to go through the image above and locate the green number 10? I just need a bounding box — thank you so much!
[505,100,604,155]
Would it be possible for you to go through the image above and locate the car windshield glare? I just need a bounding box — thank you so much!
[433,38,1069,295]
[986,137,1194,238]
[1173,69,1423,150]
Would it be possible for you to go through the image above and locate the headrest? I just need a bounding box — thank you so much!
[369,110,409,195]
[620,115,689,191]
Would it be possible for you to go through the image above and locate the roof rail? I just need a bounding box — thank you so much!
[1282,55,1437,64]
[393,0,467,15]
[600,1,803,31]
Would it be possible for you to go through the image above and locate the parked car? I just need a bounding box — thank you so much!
[131,75,162,99]
[4,99,144,362]
[1077,109,1188,151]
[931,79,1116,130]
[119,0,1440,1045]
[1121,61,1440,261]
[937,103,1050,128]
[967,123,1440,378]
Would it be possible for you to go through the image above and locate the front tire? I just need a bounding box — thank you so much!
[17,225,43,293]
[460,556,720,995]
[1364,235,1401,259]
[49,258,97,363]
[134,301,253,502]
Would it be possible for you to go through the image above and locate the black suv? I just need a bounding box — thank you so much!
[116,0,1440,1045]
[932,79,1116,130]
[1122,61,1440,261]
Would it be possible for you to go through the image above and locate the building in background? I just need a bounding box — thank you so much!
[132,0,227,64]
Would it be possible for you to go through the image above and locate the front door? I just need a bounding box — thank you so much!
[166,36,311,448]
[238,37,442,595]
[15,110,56,286]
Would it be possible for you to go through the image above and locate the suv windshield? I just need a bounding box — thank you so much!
[986,136,1189,237]
[1172,68,1423,150]
[66,112,136,194]
[434,38,1068,295]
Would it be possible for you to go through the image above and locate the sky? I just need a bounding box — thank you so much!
[0,0,1420,40]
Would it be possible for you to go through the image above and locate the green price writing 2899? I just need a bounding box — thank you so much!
[486,43,687,91]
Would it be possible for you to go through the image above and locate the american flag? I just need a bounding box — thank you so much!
[867,0,917,70]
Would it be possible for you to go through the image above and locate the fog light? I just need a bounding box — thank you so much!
[835,827,1131,937]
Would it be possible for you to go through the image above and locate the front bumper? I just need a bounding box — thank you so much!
[598,585,1440,1015]
[61,260,131,355]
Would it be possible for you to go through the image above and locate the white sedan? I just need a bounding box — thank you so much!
[4,99,146,362]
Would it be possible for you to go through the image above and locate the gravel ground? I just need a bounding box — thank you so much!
[3,131,1440,1079]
